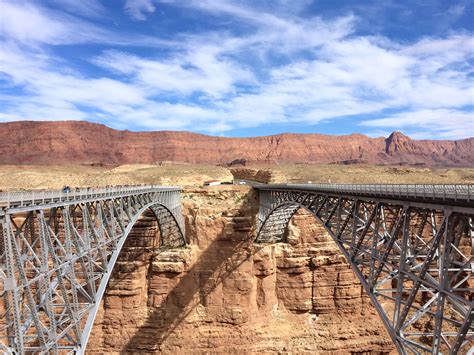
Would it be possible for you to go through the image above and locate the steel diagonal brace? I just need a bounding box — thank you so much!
[122,198,133,222]
[38,211,59,354]
[369,203,383,286]
[62,209,83,316]
[105,200,122,240]
[80,205,97,298]
[98,202,115,245]
[335,202,356,242]
[451,306,474,354]
[397,215,448,333]
[41,212,82,348]
[304,193,318,211]
[350,201,361,251]
[66,210,95,301]
[371,208,407,288]
[83,206,107,270]
[324,197,341,228]
[7,217,48,351]
[401,293,439,331]
[431,213,455,353]
[313,195,329,217]
[111,200,125,233]
[2,218,25,353]
[351,203,379,262]
[394,207,411,329]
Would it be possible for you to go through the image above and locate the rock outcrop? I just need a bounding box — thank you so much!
[230,168,282,184]
[0,121,472,166]
[88,186,395,353]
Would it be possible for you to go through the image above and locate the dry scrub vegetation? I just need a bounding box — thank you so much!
[0,163,472,191]
[0,164,232,191]
[265,164,474,184]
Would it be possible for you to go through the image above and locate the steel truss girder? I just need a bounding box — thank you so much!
[255,189,474,355]
[0,190,186,354]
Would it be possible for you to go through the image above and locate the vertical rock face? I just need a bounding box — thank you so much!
[0,121,472,166]
[88,187,394,353]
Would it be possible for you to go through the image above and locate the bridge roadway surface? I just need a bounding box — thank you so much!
[0,183,473,354]
[254,183,473,208]
[0,185,180,212]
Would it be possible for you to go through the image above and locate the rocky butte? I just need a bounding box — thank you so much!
[0,121,472,166]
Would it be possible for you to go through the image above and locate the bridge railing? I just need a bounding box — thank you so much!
[0,185,181,209]
[256,183,472,202]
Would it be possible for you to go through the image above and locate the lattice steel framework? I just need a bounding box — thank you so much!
[255,184,474,355]
[0,186,185,354]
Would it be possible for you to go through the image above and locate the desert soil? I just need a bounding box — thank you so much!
[0,163,472,191]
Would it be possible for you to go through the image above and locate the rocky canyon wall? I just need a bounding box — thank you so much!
[88,186,395,354]
[1,121,472,166]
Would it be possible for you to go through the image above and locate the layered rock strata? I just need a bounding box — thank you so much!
[0,121,472,166]
[88,186,395,353]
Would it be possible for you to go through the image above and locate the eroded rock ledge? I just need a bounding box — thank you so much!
[88,186,394,354]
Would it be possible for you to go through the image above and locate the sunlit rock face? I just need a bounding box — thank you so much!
[88,187,394,354]
[1,121,472,166]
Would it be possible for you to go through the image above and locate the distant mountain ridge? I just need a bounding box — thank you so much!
[0,121,472,167]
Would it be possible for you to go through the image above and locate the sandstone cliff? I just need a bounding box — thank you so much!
[0,121,472,166]
[88,186,395,353]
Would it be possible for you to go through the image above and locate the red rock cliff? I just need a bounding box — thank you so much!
[0,121,472,166]
[87,187,395,353]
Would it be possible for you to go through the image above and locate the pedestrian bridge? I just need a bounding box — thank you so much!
[0,185,186,354]
[0,184,473,354]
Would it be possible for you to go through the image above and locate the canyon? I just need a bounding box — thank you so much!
[87,186,394,353]
[0,121,472,167]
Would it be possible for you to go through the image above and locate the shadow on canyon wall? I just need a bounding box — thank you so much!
[118,192,260,353]
[92,193,396,354]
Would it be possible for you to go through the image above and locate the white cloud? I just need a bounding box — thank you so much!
[0,0,178,47]
[0,0,73,45]
[0,0,472,138]
[361,109,474,139]
[447,4,466,17]
[48,0,107,18]
[93,48,255,98]
[124,0,156,20]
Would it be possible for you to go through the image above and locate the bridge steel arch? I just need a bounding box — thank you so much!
[255,184,474,355]
[0,185,186,354]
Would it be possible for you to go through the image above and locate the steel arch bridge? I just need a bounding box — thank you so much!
[0,185,186,354]
[255,184,474,355]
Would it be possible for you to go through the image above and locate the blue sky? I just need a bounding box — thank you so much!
[0,0,473,139]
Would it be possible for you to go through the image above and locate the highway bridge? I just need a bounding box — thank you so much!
[0,184,473,354]
[255,184,473,354]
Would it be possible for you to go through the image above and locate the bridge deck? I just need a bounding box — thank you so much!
[254,184,474,354]
[254,183,473,207]
[0,185,181,212]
